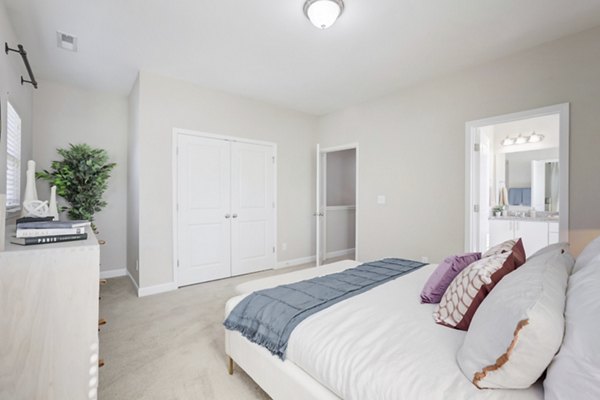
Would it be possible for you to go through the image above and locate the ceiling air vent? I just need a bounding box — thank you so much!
[56,31,78,52]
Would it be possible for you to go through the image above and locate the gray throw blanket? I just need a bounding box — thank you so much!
[224,258,426,359]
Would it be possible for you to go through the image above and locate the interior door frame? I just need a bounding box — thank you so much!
[172,128,278,287]
[464,103,569,252]
[316,143,360,265]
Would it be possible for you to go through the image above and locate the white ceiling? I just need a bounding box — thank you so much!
[5,0,600,115]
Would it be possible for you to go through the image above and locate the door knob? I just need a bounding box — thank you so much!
[232,213,238,219]
[225,214,231,219]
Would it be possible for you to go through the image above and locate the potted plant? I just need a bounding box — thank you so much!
[492,205,504,217]
[36,143,116,233]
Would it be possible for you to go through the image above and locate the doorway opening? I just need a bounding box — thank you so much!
[315,144,358,266]
[465,104,569,256]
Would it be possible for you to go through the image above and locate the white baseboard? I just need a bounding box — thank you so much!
[326,248,355,259]
[276,248,355,269]
[127,268,139,292]
[137,281,178,297]
[100,268,127,279]
[276,255,315,269]
[125,267,177,297]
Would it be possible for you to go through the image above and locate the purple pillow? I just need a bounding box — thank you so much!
[420,252,481,304]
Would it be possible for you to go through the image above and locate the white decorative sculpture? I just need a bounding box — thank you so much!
[23,200,49,218]
[20,160,59,220]
[21,160,39,217]
[48,186,59,221]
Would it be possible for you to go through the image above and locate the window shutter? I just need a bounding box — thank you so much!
[6,102,22,209]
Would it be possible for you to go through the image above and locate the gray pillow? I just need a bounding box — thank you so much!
[528,242,570,261]
[544,258,600,399]
[573,236,600,273]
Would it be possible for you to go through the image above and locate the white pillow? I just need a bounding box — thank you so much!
[528,242,570,261]
[572,235,600,273]
[457,251,574,389]
[544,259,600,399]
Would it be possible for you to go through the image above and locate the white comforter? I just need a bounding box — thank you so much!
[284,263,543,400]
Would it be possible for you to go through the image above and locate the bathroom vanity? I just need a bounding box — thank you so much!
[489,216,559,256]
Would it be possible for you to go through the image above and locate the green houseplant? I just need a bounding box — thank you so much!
[36,144,116,232]
[492,205,504,217]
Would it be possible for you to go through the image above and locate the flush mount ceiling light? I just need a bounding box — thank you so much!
[304,0,344,30]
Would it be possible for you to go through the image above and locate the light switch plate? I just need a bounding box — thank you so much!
[377,195,386,205]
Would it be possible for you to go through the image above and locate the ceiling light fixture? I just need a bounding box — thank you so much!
[304,0,344,30]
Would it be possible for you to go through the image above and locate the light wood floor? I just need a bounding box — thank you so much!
[98,255,352,400]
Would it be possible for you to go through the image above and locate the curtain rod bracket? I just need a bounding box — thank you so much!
[5,42,38,89]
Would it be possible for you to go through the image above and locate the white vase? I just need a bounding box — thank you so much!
[21,160,39,217]
[48,186,59,221]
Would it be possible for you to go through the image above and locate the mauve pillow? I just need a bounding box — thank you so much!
[420,253,481,303]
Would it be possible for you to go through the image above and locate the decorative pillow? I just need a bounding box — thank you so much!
[457,251,574,389]
[482,239,516,258]
[544,257,600,399]
[572,235,600,273]
[420,253,481,304]
[434,239,525,330]
[528,242,569,261]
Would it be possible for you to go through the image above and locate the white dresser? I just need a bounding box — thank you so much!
[0,227,100,400]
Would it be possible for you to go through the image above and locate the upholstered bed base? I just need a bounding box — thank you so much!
[226,329,340,400]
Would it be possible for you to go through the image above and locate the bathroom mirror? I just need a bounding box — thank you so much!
[504,147,559,211]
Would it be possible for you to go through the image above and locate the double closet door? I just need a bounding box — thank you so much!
[176,133,276,286]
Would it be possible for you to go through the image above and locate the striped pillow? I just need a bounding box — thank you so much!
[433,238,525,331]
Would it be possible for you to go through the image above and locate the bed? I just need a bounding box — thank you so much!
[225,238,600,400]
[224,261,544,400]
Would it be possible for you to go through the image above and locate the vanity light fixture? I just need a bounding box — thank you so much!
[514,134,528,145]
[528,131,544,143]
[501,131,545,147]
[501,137,515,146]
[304,0,344,29]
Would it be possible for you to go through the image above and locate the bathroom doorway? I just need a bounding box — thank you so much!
[315,144,358,266]
[465,104,569,256]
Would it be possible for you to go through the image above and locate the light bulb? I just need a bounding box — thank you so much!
[514,134,527,145]
[501,137,515,146]
[528,132,544,143]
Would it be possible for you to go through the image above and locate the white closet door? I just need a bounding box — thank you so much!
[230,142,276,276]
[177,135,231,286]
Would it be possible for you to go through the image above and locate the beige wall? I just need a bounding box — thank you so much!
[32,80,128,272]
[317,26,600,261]
[134,71,317,288]
[0,0,33,224]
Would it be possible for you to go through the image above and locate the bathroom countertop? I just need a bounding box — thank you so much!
[489,215,559,222]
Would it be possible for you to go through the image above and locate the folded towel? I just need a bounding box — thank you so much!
[508,188,522,205]
[522,188,531,206]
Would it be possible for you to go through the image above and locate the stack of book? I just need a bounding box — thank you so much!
[11,216,90,246]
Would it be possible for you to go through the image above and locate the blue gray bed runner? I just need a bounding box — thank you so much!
[224,258,427,359]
